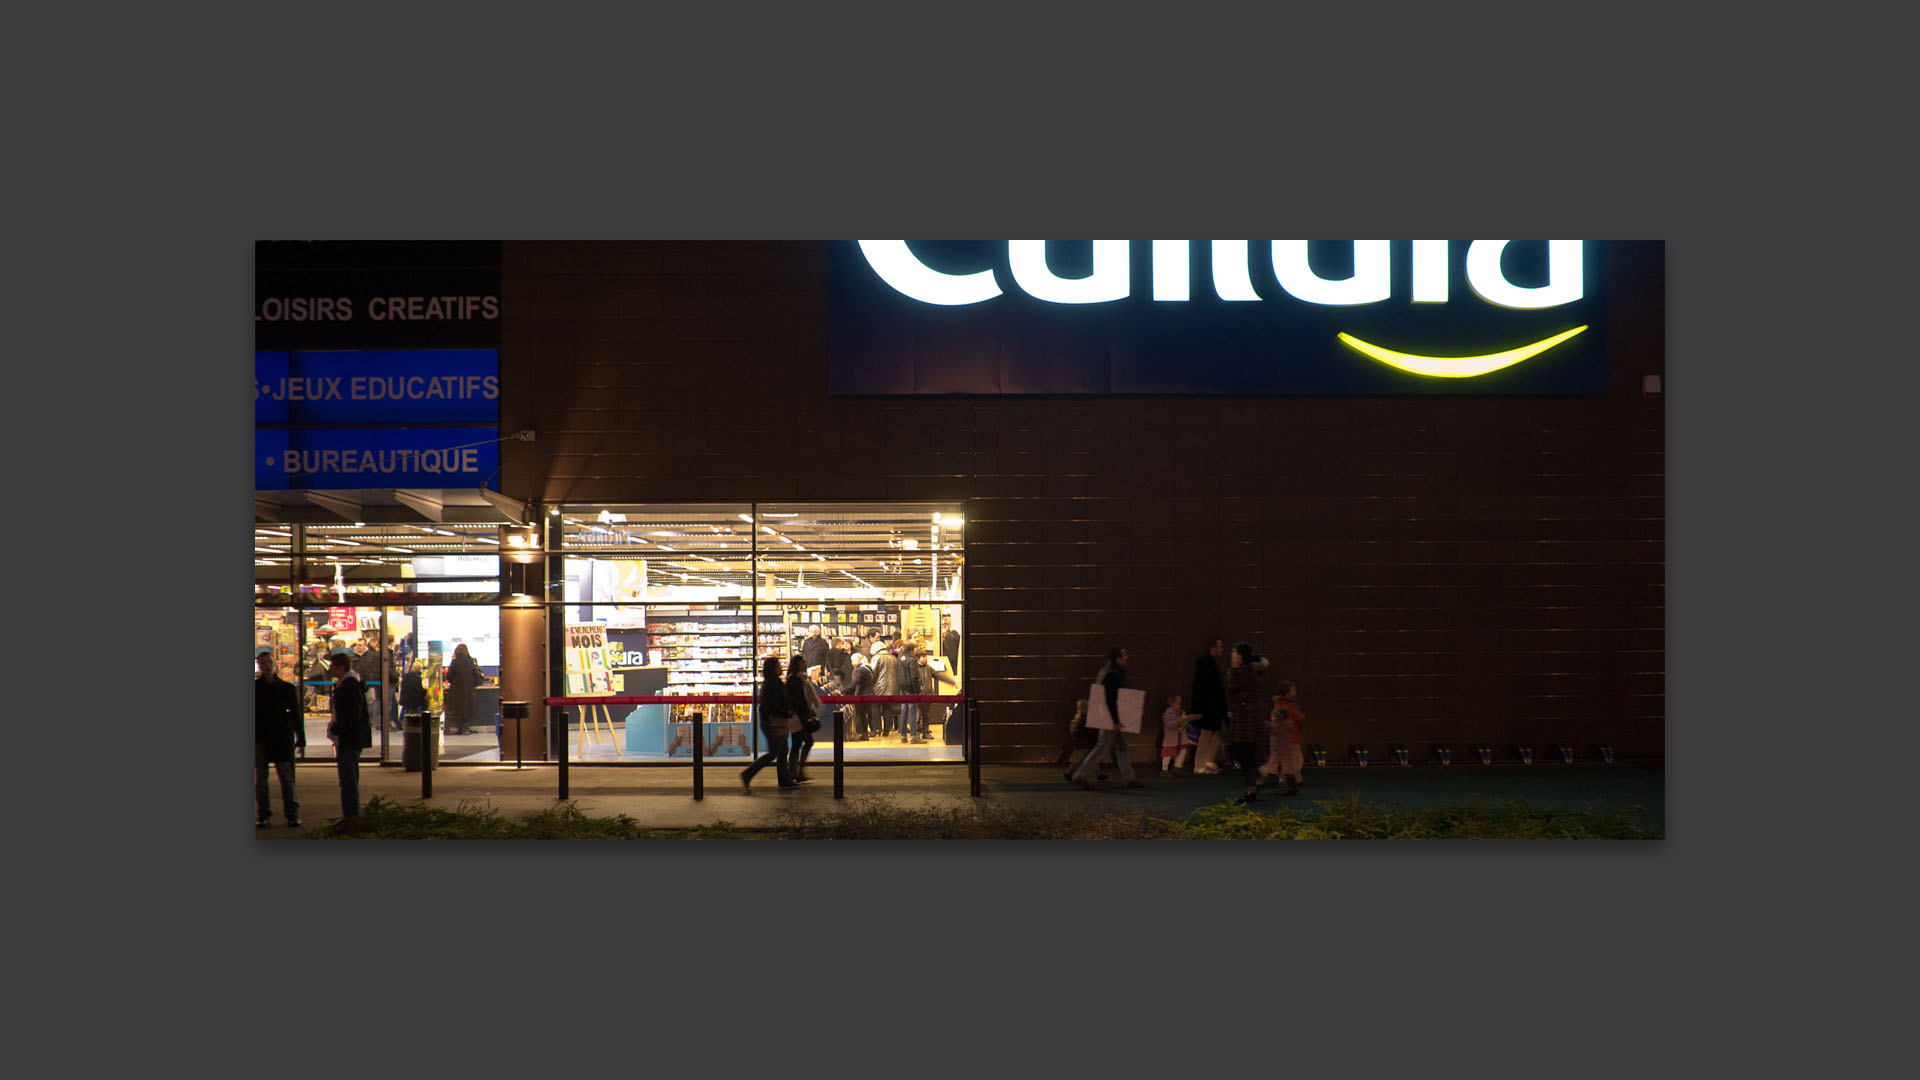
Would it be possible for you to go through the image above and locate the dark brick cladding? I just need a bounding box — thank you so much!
[498,242,1665,763]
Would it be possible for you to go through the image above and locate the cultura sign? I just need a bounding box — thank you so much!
[856,240,1583,309]
[829,240,1623,397]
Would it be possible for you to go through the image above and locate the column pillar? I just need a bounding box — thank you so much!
[499,521,548,760]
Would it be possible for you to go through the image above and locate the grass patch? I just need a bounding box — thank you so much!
[758,796,1187,840]
[1183,794,1662,839]
[305,794,1658,840]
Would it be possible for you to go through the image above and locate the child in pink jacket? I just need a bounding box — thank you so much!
[1160,694,1188,773]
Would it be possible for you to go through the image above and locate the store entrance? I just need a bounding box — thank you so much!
[253,606,391,764]
[404,604,503,764]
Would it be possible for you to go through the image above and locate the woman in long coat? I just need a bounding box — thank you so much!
[1225,641,1270,798]
[742,656,797,791]
[443,643,482,735]
[785,654,819,782]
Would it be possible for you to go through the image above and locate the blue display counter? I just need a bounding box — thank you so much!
[622,705,758,757]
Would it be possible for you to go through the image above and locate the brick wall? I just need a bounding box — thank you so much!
[500,242,1665,762]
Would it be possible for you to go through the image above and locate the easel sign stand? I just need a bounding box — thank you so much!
[578,703,620,757]
[563,624,623,759]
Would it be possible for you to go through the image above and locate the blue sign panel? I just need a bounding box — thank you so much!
[254,349,499,426]
[256,427,500,490]
[828,241,1613,396]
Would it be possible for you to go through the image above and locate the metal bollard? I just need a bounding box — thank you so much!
[692,712,704,801]
[555,706,568,799]
[968,698,981,797]
[833,709,845,799]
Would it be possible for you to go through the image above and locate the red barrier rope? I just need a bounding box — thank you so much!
[543,694,965,707]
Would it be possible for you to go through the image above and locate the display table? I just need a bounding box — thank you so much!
[673,720,752,758]
[622,704,759,757]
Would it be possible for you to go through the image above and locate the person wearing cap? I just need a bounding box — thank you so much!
[326,652,373,825]
[255,652,304,827]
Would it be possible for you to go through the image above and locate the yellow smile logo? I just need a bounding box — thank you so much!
[1338,325,1589,378]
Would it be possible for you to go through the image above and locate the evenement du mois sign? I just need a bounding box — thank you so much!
[828,240,1615,396]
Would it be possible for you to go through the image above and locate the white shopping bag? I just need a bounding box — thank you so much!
[1086,684,1145,733]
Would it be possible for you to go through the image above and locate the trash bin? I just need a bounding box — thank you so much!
[400,712,440,772]
[500,700,532,760]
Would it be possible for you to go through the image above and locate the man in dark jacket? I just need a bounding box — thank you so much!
[255,652,305,827]
[352,638,396,732]
[940,617,960,679]
[849,652,876,739]
[825,637,852,686]
[872,642,901,738]
[801,626,829,675]
[1188,638,1229,774]
[327,653,374,824]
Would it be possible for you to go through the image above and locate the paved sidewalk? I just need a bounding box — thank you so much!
[252,759,1664,838]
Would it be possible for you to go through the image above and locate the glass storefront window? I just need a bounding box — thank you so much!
[549,503,965,762]
[255,521,502,764]
[257,504,964,768]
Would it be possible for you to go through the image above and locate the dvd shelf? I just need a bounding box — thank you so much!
[786,605,900,654]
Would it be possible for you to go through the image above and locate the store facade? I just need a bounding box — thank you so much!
[257,240,1665,767]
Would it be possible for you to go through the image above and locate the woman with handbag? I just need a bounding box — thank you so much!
[742,656,797,792]
[785,654,821,783]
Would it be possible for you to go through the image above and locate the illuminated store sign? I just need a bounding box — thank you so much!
[255,243,505,494]
[829,240,1616,395]
[255,350,500,426]
[255,427,500,490]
